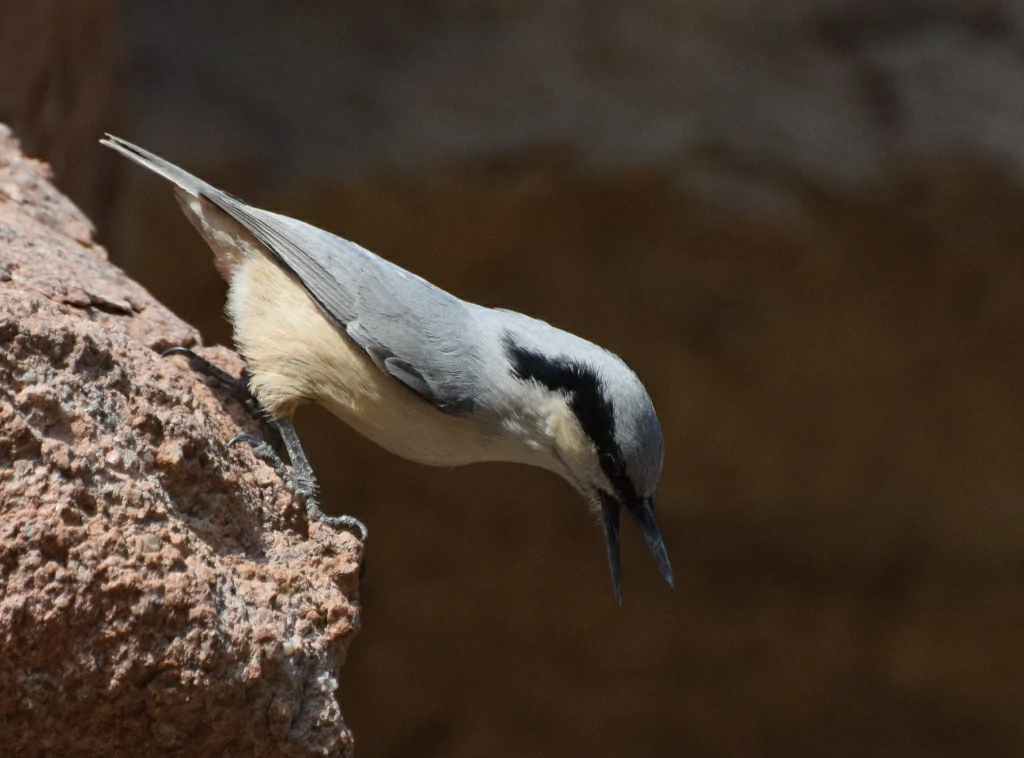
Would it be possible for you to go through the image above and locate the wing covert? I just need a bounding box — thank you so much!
[205,191,480,414]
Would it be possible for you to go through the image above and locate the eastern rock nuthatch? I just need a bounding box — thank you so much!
[101,135,673,603]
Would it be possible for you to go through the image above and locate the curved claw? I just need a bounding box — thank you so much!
[161,346,200,359]
[314,510,369,543]
[229,433,263,448]
[228,433,290,483]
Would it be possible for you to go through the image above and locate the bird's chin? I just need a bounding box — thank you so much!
[599,490,674,605]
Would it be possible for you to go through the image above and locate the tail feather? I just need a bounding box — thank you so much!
[99,134,209,197]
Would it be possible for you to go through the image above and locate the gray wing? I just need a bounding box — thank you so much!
[208,191,481,414]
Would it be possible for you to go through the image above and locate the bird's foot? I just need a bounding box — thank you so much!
[228,433,290,482]
[161,346,259,411]
[165,347,368,543]
[230,420,368,542]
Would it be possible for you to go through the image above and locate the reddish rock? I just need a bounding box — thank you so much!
[0,124,362,757]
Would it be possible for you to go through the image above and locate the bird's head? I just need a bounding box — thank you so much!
[502,335,673,604]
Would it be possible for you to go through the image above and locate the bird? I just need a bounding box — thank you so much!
[101,134,673,604]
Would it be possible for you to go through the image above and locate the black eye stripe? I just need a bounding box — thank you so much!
[504,335,637,503]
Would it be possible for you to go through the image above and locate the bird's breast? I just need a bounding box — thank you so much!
[227,251,512,467]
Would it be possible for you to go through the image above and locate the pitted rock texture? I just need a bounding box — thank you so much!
[0,124,362,757]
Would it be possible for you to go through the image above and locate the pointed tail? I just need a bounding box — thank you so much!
[99,134,210,197]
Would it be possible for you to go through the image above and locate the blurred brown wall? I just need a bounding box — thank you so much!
[17,1,1024,756]
[0,0,124,224]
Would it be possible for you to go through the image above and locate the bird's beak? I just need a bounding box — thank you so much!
[600,492,674,605]
[624,495,675,592]
[600,492,623,605]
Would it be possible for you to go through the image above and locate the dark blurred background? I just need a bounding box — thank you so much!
[5,0,1024,755]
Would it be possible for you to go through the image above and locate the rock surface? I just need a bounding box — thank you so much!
[0,125,362,757]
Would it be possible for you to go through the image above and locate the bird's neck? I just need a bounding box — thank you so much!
[493,394,584,478]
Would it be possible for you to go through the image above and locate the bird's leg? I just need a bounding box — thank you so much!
[161,346,260,413]
[163,347,367,542]
[162,346,245,387]
[276,420,369,540]
[231,419,368,542]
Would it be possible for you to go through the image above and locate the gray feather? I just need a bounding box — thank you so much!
[206,191,483,414]
[101,135,485,414]
[100,135,211,196]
